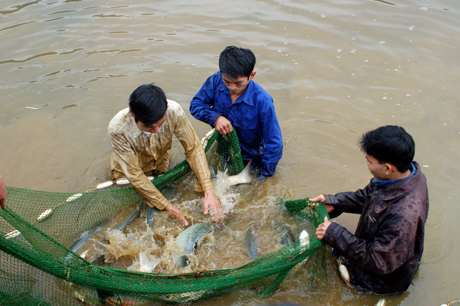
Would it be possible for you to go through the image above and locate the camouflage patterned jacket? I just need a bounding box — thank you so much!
[322,162,429,294]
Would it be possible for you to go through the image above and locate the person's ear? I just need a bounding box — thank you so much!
[384,163,392,175]
[249,71,256,80]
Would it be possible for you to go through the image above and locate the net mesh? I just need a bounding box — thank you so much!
[0,129,328,305]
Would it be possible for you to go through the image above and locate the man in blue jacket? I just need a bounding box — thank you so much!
[190,46,283,179]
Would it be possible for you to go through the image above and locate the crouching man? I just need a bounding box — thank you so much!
[108,84,224,226]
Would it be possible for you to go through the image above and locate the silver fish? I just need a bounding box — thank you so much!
[92,200,145,264]
[173,223,214,267]
[216,160,252,189]
[275,222,296,247]
[299,230,310,247]
[146,206,158,228]
[63,218,109,263]
[138,251,161,273]
[160,185,176,201]
[146,185,175,228]
[375,299,386,306]
[209,165,217,180]
[112,200,145,232]
[245,223,259,260]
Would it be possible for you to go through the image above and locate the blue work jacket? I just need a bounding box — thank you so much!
[190,72,283,177]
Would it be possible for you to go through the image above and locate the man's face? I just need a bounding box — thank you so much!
[134,112,166,134]
[365,154,389,180]
[222,71,256,97]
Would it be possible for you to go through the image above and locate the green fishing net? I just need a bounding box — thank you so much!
[0,129,328,305]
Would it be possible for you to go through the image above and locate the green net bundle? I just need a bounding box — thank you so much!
[0,129,328,305]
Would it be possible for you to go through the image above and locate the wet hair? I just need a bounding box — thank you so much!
[219,46,256,79]
[129,84,167,126]
[359,125,415,173]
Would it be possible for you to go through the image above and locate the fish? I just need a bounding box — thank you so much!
[58,279,100,305]
[209,165,217,179]
[275,222,296,247]
[299,230,310,247]
[92,200,146,264]
[339,264,350,283]
[211,159,253,190]
[146,185,175,228]
[160,185,176,201]
[146,206,158,228]
[138,251,161,272]
[172,223,214,267]
[63,218,110,261]
[375,299,386,306]
[245,223,259,260]
[112,200,146,232]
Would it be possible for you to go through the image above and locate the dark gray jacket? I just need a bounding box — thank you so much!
[322,162,429,294]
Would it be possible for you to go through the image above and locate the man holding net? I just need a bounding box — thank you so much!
[310,125,429,294]
[189,46,283,180]
[108,84,224,226]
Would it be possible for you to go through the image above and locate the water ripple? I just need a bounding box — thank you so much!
[0,51,58,65]
[0,0,40,15]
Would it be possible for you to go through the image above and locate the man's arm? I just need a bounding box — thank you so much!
[324,186,371,218]
[189,73,222,127]
[258,100,283,177]
[308,185,371,218]
[0,174,6,209]
[109,132,188,226]
[321,215,416,275]
[173,106,224,223]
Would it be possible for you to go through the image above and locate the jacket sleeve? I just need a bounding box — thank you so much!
[108,131,169,210]
[173,107,214,192]
[190,74,222,127]
[258,99,283,177]
[324,184,371,218]
[322,214,417,275]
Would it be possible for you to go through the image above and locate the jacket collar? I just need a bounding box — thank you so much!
[370,162,423,213]
[128,111,145,139]
[217,72,255,106]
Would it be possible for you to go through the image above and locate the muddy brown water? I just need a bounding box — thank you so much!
[1,0,460,305]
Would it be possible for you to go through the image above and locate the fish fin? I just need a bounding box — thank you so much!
[243,159,253,174]
[209,165,217,179]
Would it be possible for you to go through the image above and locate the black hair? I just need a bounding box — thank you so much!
[129,84,167,126]
[359,125,415,173]
[219,46,256,79]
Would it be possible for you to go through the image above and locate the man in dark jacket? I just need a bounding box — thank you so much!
[310,125,429,294]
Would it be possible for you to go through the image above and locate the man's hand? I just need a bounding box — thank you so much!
[203,189,224,223]
[308,194,334,213]
[316,216,332,240]
[0,174,6,209]
[215,116,233,135]
[165,203,188,226]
